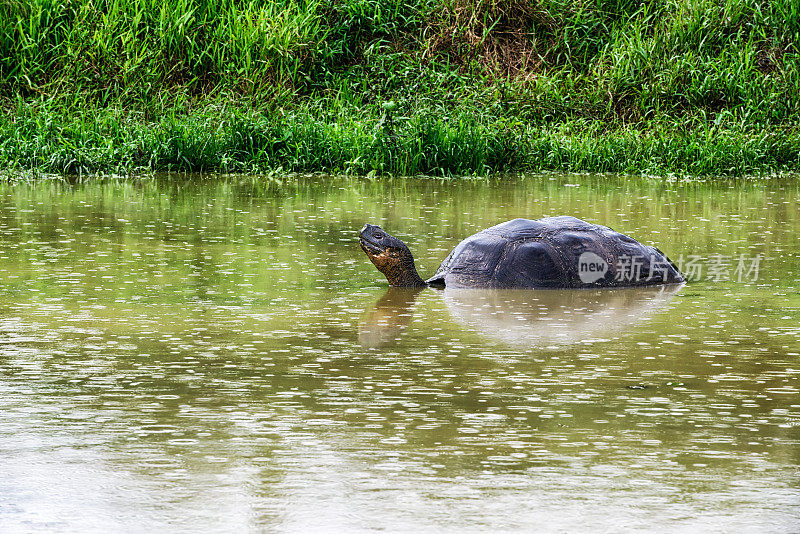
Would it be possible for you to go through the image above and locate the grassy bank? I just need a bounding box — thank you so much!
[1,0,799,176]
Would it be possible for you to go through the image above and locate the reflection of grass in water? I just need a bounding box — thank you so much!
[0,0,799,176]
[1,174,797,285]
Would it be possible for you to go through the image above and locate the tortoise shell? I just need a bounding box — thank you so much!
[425,217,684,289]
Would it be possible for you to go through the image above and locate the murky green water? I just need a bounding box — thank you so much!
[1,174,798,533]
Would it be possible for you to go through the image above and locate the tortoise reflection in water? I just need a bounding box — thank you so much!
[359,217,684,289]
[358,285,683,349]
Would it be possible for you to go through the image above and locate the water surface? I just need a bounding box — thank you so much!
[1,174,798,532]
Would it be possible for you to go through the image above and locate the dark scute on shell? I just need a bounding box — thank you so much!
[441,235,507,287]
[448,235,506,274]
[548,230,613,287]
[495,241,563,288]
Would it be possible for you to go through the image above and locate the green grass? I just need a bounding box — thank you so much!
[1,0,799,176]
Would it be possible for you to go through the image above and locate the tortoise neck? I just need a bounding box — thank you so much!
[390,257,426,288]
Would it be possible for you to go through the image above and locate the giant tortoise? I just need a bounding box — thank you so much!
[359,216,684,288]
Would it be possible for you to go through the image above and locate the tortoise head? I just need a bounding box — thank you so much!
[359,224,426,287]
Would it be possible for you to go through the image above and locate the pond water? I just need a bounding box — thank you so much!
[0,174,798,533]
